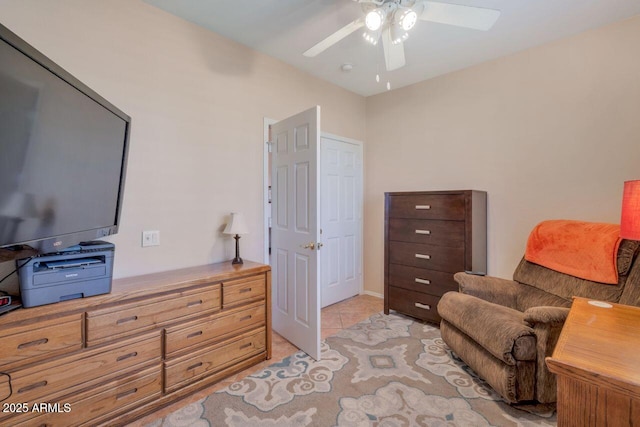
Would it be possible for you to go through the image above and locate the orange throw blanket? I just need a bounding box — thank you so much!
[524,220,621,284]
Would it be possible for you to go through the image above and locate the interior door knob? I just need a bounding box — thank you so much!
[302,242,315,250]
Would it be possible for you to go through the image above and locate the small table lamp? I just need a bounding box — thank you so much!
[224,212,249,265]
[621,180,640,240]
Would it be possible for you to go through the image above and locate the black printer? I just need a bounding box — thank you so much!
[17,241,114,308]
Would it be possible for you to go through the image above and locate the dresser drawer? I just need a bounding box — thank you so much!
[0,314,82,369]
[388,194,465,220]
[0,375,9,401]
[388,264,458,296]
[3,333,160,408]
[165,302,265,357]
[388,218,464,247]
[86,286,221,345]
[164,327,266,393]
[388,241,464,273]
[388,287,441,323]
[15,366,162,427]
[223,275,266,308]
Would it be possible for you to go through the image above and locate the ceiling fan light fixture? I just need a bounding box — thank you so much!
[362,27,381,45]
[398,8,418,31]
[391,34,409,44]
[390,21,410,45]
[365,8,385,31]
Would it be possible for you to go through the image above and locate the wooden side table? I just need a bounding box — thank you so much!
[546,297,640,426]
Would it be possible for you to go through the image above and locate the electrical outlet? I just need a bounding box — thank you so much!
[142,230,160,247]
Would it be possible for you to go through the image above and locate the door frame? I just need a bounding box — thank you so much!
[263,117,277,263]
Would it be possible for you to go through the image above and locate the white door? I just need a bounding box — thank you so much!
[270,106,321,361]
[320,135,363,307]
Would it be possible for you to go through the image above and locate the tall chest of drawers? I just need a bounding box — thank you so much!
[384,190,487,323]
[0,261,270,426]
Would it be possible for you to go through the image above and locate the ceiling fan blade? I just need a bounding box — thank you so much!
[303,18,365,57]
[382,28,405,71]
[418,1,500,31]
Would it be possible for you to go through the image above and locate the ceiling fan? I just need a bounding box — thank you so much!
[303,0,501,71]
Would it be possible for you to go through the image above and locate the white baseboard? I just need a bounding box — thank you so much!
[361,290,383,299]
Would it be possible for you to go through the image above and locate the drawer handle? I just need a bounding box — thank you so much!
[239,288,252,294]
[415,302,431,310]
[187,362,203,371]
[187,330,204,339]
[187,299,203,307]
[18,338,49,349]
[415,229,431,235]
[116,352,138,362]
[18,381,47,394]
[239,315,252,321]
[116,388,138,400]
[116,315,138,325]
[239,342,253,350]
[415,205,431,210]
[415,278,431,285]
[415,254,431,260]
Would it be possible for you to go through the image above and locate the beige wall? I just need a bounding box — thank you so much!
[0,0,366,281]
[1,1,638,299]
[364,15,640,295]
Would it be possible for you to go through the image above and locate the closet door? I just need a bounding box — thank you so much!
[320,134,363,308]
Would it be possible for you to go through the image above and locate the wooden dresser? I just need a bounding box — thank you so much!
[546,297,640,426]
[384,190,487,323]
[0,261,271,426]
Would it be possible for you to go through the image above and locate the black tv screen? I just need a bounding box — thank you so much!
[0,23,130,253]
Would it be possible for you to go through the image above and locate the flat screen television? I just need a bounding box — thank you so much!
[0,23,130,254]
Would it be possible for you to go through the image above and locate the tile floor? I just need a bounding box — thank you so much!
[130,294,383,426]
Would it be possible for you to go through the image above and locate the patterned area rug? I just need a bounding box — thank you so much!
[147,313,557,426]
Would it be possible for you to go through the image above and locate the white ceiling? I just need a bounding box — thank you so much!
[144,0,640,97]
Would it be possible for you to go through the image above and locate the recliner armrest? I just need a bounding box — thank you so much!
[523,306,570,326]
[453,272,519,309]
[522,305,570,403]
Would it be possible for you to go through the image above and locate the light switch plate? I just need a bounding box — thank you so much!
[142,230,160,247]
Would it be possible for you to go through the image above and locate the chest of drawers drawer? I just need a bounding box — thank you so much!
[165,301,266,357]
[0,314,82,369]
[15,366,162,427]
[388,241,464,272]
[387,264,458,297]
[387,194,465,220]
[86,286,221,345]
[223,275,266,308]
[2,333,160,410]
[164,327,266,393]
[388,218,464,247]
[388,286,441,323]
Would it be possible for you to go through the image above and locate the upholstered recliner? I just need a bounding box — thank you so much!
[437,228,640,404]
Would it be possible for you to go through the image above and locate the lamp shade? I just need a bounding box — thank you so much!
[223,212,249,235]
[621,180,640,240]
